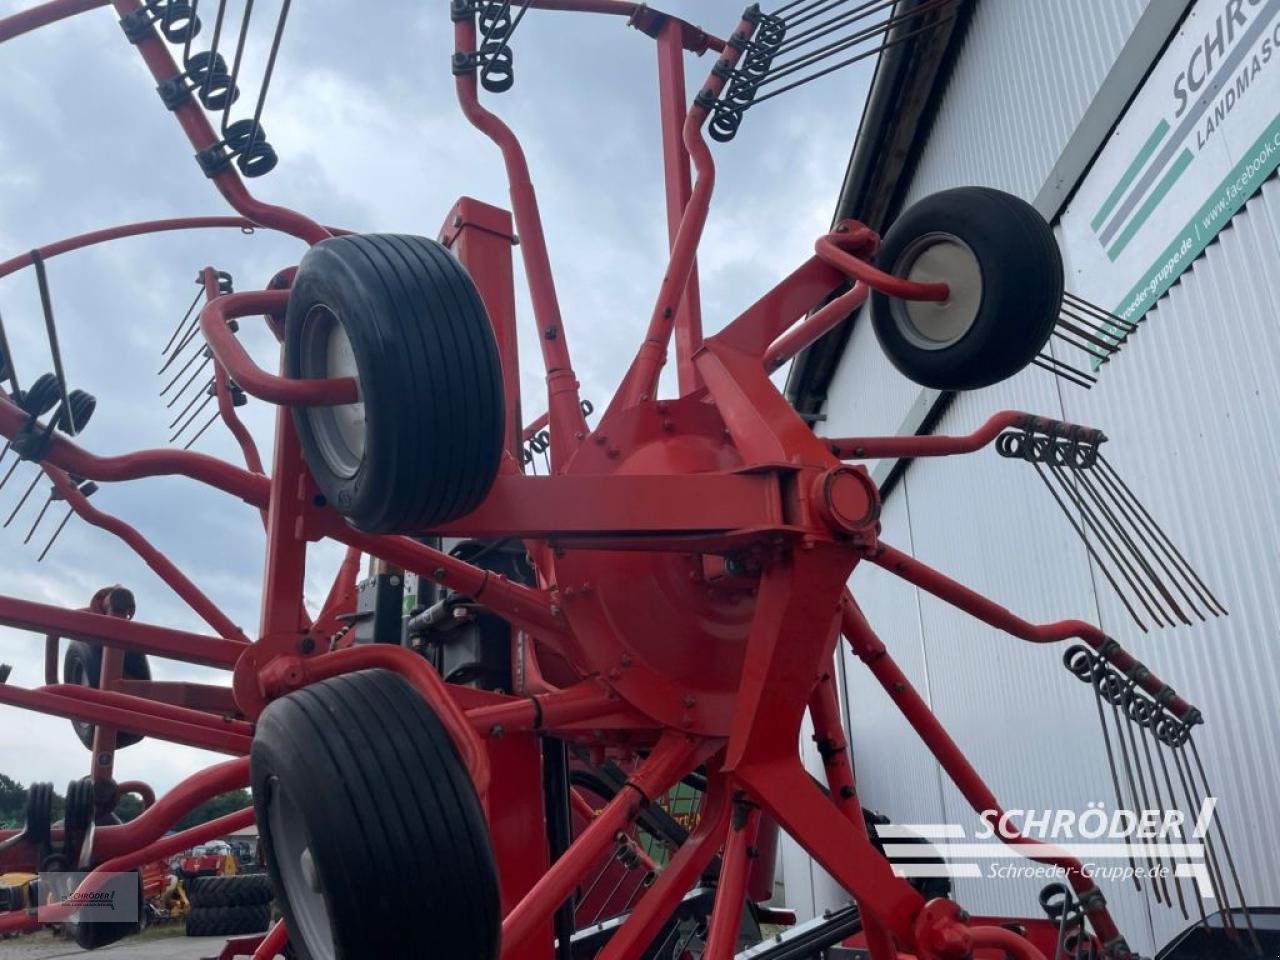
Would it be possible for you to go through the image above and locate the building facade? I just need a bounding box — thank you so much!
[782,1,1280,953]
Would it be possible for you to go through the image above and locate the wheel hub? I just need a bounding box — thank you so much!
[891,232,983,350]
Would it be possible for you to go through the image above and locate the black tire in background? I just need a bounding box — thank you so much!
[284,234,504,534]
[67,872,144,950]
[185,904,271,937]
[869,186,1063,391]
[186,873,274,908]
[251,669,499,960]
[63,641,151,750]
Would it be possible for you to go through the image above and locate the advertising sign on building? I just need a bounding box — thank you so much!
[1061,0,1280,325]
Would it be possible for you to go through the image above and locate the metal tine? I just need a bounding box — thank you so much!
[1055,317,1122,356]
[671,920,702,960]
[1084,462,1207,622]
[1071,465,1191,625]
[1064,292,1139,333]
[1033,353,1097,389]
[1168,735,1237,939]
[0,455,25,493]
[758,0,955,91]
[751,9,958,107]
[1080,652,1142,893]
[24,485,58,544]
[1060,304,1130,345]
[620,871,654,913]
[171,390,216,444]
[37,480,95,562]
[774,0,898,55]
[1121,685,1173,907]
[4,471,43,528]
[1026,458,1148,630]
[589,855,635,925]
[161,345,210,401]
[1130,700,1189,920]
[1185,734,1261,953]
[160,287,205,357]
[169,376,216,428]
[1095,454,1228,616]
[166,353,213,408]
[771,0,847,25]
[1150,722,1207,927]
[1101,672,1162,906]
[31,253,76,436]
[1051,332,1112,367]
[1111,680,1166,906]
[182,411,221,451]
[0,305,20,397]
[1042,451,1172,628]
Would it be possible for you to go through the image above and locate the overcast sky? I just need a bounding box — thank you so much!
[0,0,873,797]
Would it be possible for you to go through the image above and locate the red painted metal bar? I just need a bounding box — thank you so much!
[466,681,625,735]
[0,594,243,668]
[257,646,490,799]
[764,282,868,373]
[42,683,251,737]
[42,466,249,640]
[198,288,358,406]
[321,522,568,644]
[117,780,156,808]
[611,12,758,413]
[828,410,1103,460]
[252,921,291,959]
[111,0,329,245]
[808,667,898,960]
[655,19,704,396]
[706,255,847,359]
[815,233,948,302]
[0,683,251,754]
[431,472,783,537]
[866,542,1195,717]
[440,199,522,459]
[115,678,240,715]
[0,216,255,279]
[701,805,758,960]
[502,732,705,953]
[311,545,361,637]
[454,16,587,470]
[521,411,550,443]
[840,596,1123,947]
[0,0,106,42]
[0,393,269,507]
[595,767,732,960]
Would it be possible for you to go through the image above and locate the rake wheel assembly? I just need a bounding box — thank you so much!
[0,2,1247,960]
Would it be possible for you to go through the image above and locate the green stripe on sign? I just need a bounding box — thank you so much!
[1091,119,1170,233]
[1106,147,1194,261]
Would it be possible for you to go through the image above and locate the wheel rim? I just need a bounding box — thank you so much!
[267,778,335,960]
[298,304,365,479]
[888,232,984,351]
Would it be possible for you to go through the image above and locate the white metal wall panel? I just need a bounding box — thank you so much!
[905,0,1152,206]
[1057,177,1280,948]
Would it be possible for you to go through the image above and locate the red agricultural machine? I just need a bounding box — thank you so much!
[0,1,1263,959]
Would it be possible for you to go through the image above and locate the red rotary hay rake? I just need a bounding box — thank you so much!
[0,1,1255,959]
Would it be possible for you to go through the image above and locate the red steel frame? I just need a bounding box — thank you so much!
[0,3,1193,959]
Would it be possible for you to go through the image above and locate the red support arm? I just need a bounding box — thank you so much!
[866,541,1195,718]
[454,16,587,469]
[828,411,1104,460]
[764,282,868,374]
[841,595,1123,948]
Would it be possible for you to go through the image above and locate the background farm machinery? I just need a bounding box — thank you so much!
[0,0,1267,959]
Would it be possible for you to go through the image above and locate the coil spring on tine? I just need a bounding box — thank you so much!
[708,105,745,143]
[185,50,239,110]
[145,0,202,43]
[15,373,61,418]
[478,0,512,41]
[1062,644,1096,682]
[224,118,279,178]
[479,41,515,93]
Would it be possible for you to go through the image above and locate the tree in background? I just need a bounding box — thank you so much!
[0,776,244,829]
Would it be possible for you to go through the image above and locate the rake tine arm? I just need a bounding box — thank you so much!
[110,0,330,244]
[764,281,868,373]
[39,465,249,641]
[829,410,1105,460]
[840,594,1126,953]
[866,541,1198,721]
[454,17,587,468]
[607,10,759,416]
[0,392,269,507]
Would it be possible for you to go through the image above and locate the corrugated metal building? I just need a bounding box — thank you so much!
[781,1,1280,954]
